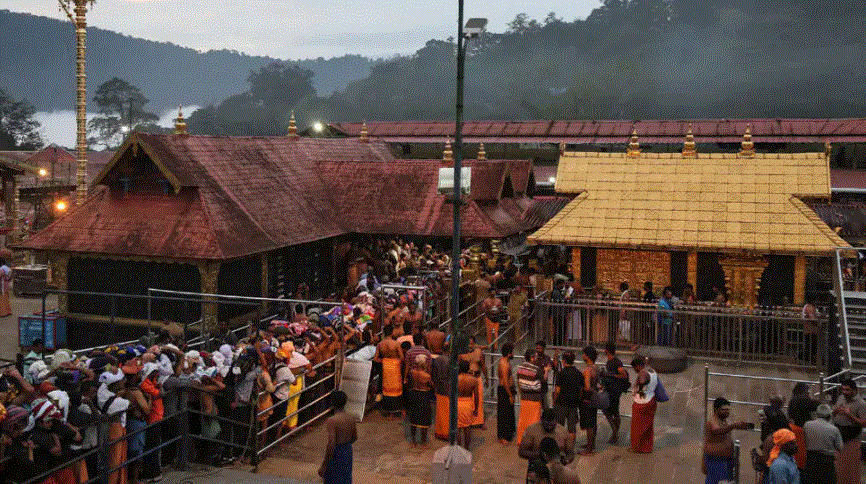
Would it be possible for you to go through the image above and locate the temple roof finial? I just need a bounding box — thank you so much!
[442,138,453,162]
[682,124,697,158]
[477,142,487,161]
[288,111,298,138]
[627,129,641,157]
[359,121,369,143]
[739,124,754,158]
[173,106,187,135]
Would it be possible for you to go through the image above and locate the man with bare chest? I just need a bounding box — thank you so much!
[375,325,403,416]
[456,359,480,449]
[482,292,504,350]
[425,322,446,356]
[459,336,487,428]
[319,391,357,484]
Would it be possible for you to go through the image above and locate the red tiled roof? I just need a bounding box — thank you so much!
[8,146,115,189]
[316,159,540,238]
[332,118,866,143]
[21,133,558,259]
[22,134,397,259]
[23,185,225,259]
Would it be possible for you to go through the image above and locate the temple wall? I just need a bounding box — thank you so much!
[596,248,671,294]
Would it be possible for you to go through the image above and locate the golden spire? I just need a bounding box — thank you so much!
[682,124,697,158]
[739,124,754,158]
[627,129,641,157]
[359,121,369,143]
[288,110,298,138]
[173,106,188,135]
[442,138,453,162]
[477,142,487,161]
[825,141,832,157]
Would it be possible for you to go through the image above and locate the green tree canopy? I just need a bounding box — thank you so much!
[0,89,43,150]
[87,77,159,149]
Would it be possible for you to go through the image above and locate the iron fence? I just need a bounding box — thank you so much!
[533,297,829,368]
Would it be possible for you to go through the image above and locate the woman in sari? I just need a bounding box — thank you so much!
[630,356,657,454]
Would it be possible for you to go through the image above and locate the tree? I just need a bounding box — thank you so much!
[506,13,542,34]
[87,77,158,149]
[0,89,43,150]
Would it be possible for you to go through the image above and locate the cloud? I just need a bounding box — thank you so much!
[33,105,200,148]
[7,1,600,59]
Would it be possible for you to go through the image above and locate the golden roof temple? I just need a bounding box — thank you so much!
[528,129,850,307]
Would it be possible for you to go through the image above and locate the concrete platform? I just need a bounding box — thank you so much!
[260,360,857,484]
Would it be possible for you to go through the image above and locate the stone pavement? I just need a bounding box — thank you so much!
[161,465,316,484]
[257,359,846,484]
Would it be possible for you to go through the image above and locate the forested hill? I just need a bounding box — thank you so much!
[316,0,866,124]
[0,9,376,112]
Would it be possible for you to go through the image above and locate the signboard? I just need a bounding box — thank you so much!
[339,359,371,422]
[18,315,67,350]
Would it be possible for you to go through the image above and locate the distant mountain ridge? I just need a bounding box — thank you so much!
[0,9,377,112]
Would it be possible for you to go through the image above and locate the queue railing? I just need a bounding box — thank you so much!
[534,296,828,368]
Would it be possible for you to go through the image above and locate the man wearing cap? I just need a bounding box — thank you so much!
[766,428,799,484]
[802,403,843,484]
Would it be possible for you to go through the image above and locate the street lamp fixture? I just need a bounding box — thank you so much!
[313,122,324,133]
[55,200,68,212]
[464,18,488,38]
[38,168,48,178]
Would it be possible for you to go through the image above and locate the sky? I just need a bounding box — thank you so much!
[9,0,600,60]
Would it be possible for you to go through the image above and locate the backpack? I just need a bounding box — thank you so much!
[654,376,670,403]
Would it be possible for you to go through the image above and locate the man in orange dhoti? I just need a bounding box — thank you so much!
[515,350,543,445]
[375,325,403,417]
[432,351,451,440]
[456,360,479,449]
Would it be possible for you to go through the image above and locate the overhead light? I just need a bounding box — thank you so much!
[313,122,324,133]
[38,168,48,177]
[464,18,488,38]
[549,177,556,184]
[55,200,68,212]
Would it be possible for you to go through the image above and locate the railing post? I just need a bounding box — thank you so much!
[733,439,740,483]
[182,300,189,343]
[178,388,189,470]
[703,364,709,430]
[251,380,260,471]
[97,416,108,484]
[737,314,743,362]
[109,296,116,344]
[146,288,152,342]
[819,371,825,401]
[41,290,46,344]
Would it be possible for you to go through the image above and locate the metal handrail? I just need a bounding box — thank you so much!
[834,248,853,370]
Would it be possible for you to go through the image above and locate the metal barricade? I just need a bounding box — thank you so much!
[534,296,828,368]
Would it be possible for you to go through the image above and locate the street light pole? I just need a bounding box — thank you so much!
[448,12,487,448]
[447,0,466,446]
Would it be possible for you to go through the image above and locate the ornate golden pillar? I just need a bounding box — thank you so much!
[570,247,581,282]
[793,255,807,305]
[687,251,698,289]
[50,252,70,314]
[718,254,768,308]
[198,261,221,334]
